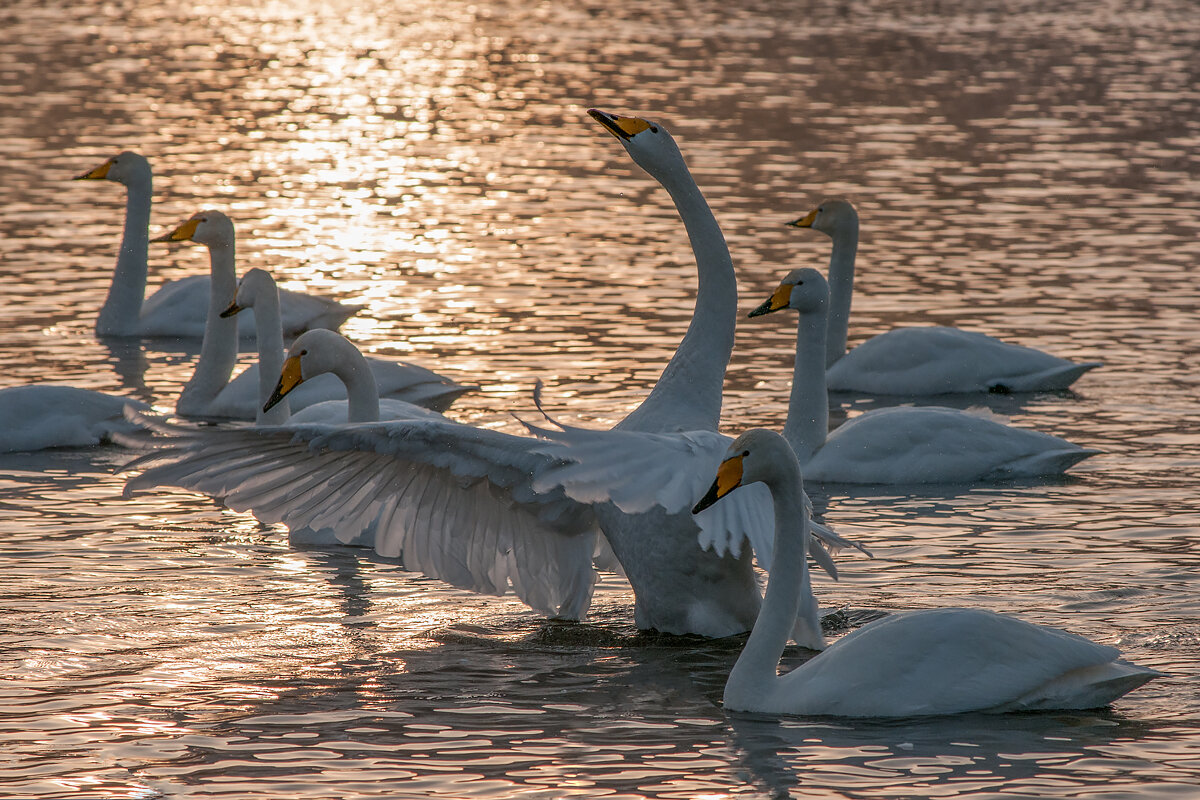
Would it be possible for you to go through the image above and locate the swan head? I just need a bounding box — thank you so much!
[787,198,858,238]
[220,268,277,318]
[151,210,235,249]
[587,108,684,182]
[693,428,800,514]
[74,151,151,186]
[264,328,353,412]
[748,267,829,318]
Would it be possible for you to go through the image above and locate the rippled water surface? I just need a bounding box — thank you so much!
[2,0,1198,797]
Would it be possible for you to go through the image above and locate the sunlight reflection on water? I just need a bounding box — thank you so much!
[1,0,1198,797]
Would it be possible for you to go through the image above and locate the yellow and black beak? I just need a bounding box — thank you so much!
[748,283,793,317]
[219,299,243,319]
[151,217,200,243]
[692,453,745,514]
[74,158,114,181]
[263,354,304,412]
[786,208,818,228]
[588,108,653,141]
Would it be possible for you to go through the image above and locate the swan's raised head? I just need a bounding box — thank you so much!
[74,151,151,186]
[221,267,276,318]
[693,429,797,514]
[748,267,829,317]
[787,198,858,239]
[264,328,353,412]
[151,210,235,248]
[588,108,684,182]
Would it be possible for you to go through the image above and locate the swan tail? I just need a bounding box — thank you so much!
[992,447,1102,478]
[989,361,1103,393]
[1002,660,1162,711]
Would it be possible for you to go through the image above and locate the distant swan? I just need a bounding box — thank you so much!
[694,428,1159,717]
[121,110,851,639]
[74,151,359,338]
[0,385,148,453]
[790,198,1101,394]
[154,212,471,419]
[750,268,1099,483]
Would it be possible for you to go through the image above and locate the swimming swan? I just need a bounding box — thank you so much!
[74,151,359,338]
[120,110,849,639]
[0,385,149,452]
[750,268,1099,483]
[694,428,1159,716]
[791,198,1101,394]
[218,266,472,422]
[154,212,470,419]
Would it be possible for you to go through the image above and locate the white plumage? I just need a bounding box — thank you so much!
[791,198,1101,394]
[75,151,359,339]
[696,428,1159,717]
[0,385,149,452]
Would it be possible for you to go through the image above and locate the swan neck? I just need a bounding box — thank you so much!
[335,350,380,423]
[825,224,858,366]
[782,310,829,462]
[176,244,239,415]
[618,171,735,433]
[96,177,152,336]
[725,468,810,705]
[253,291,289,424]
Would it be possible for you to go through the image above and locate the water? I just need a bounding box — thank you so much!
[1,0,1198,796]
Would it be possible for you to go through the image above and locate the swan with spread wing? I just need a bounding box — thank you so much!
[121,110,857,640]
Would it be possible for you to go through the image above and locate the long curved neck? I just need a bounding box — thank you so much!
[96,176,152,336]
[616,168,736,434]
[782,309,829,462]
[331,350,380,423]
[176,243,239,415]
[824,223,858,367]
[253,291,289,424]
[725,467,811,705]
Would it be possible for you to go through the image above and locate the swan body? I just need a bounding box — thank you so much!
[792,198,1100,393]
[0,385,149,452]
[156,213,470,419]
[75,152,360,338]
[120,110,833,638]
[695,428,1159,717]
[751,268,1099,483]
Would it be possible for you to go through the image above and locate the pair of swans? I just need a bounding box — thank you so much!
[792,198,1101,394]
[151,210,471,419]
[695,428,1158,716]
[75,151,359,338]
[124,108,856,642]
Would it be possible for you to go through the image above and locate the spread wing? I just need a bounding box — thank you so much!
[120,412,599,619]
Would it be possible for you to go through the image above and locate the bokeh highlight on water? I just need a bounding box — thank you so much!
[1,0,1198,797]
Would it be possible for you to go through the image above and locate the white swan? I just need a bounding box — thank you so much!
[0,385,149,452]
[74,151,360,338]
[121,109,847,638]
[790,198,1101,393]
[694,428,1159,717]
[155,212,471,419]
[750,268,1099,483]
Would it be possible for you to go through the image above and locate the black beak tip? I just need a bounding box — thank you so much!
[692,481,721,515]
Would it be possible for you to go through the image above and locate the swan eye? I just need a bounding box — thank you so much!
[742,450,750,457]
[649,125,658,133]
[300,349,308,356]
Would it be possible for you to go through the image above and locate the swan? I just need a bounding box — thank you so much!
[121,109,850,639]
[694,428,1160,717]
[74,151,360,338]
[154,212,471,419]
[790,198,1101,393]
[0,385,149,452]
[749,268,1099,483]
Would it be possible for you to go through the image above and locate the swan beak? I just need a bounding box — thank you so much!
[748,283,793,317]
[219,300,243,319]
[151,217,201,243]
[264,355,304,412]
[74,159,114,180]
[692,454,745,514]
[588,108,652,141]
[786,209,818,228]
